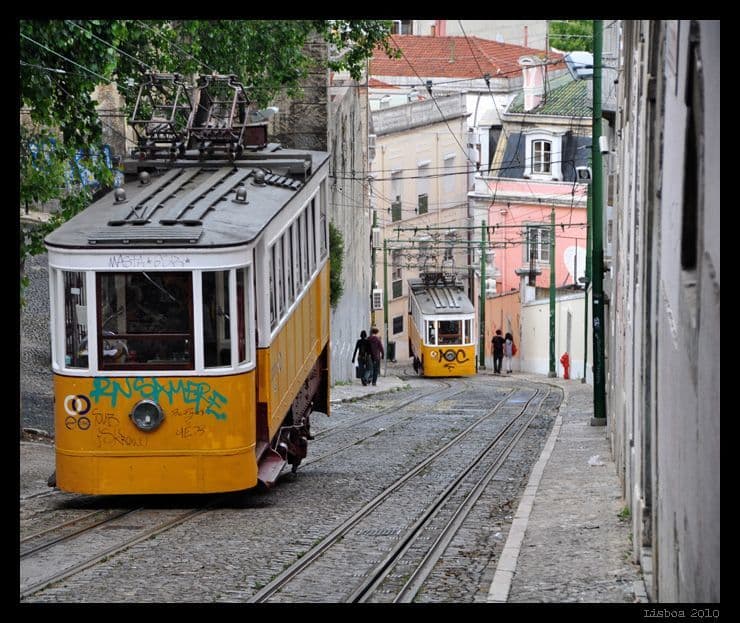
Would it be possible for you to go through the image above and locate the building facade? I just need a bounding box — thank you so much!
[369,92,470,361]
[607,20,720,602]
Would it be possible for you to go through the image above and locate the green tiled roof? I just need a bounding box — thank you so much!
[507,74,591,118]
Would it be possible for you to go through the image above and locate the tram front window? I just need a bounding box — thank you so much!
[97,272,193,369]
[438,320,462,345]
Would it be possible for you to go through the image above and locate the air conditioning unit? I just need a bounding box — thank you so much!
[372,288,383,310]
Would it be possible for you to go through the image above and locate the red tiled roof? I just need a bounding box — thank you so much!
[368,78,400,89]
[371,34,565,80]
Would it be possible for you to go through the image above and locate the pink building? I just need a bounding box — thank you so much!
[480,178,588,293]
[468,57,591,295]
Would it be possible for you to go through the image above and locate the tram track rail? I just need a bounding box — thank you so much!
[247,386,538,603]
[354,389,551,603]
[19,499,228,600]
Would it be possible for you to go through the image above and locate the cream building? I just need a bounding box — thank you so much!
[369,89,470,361]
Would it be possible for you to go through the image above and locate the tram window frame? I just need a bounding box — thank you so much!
[275,239,285,320]
[438,319,462,345]
[426,320,438,346]
[61,270,89,369]
[203,270,232,368]
[236,266,252,365]
[308,199,316,274]
[300,210,309,284]
[291,221,301,293]
[463,319,473,344]
[96,271,194,371]
[269,248,277,328]
[285,229,295,305]
[319,186,328,260]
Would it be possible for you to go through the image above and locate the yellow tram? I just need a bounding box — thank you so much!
[407,276,476,377]
[45,74,330,494]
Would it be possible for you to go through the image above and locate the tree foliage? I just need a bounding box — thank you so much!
[19,19,398,292]
[549,20,593,53]
[329,222,345,309]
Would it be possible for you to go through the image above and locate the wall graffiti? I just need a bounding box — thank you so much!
[89,377,229,420]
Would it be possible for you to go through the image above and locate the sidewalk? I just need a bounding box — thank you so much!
[484,373,646,603]
[329,367,414,404]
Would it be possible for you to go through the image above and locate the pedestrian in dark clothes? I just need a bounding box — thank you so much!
[367,327,385,386]
[491,329,505,374]
[352,330,372,385]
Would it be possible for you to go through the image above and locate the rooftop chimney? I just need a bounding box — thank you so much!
[519,55,545,111]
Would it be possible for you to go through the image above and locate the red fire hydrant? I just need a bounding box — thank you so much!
[560,352,570,379]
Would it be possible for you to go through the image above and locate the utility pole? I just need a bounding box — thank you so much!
[479,220,487,369]
[591,20,606,424]
[383,237,389,376]
[548,207,556,377]
[583,173,591,383]
[371,209,378,324]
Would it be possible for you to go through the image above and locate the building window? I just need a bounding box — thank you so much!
[392,250,403,298]
[532,140,551,174]
[443,154,455,195]
[525,131,563,180]
[417,194,428,215]
[417,161,430,214]
[391,200,402,222]
[393,315,404,334]
[391,170,402,221]
[526,226,550,263]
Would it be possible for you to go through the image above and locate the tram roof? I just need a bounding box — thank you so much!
[408,277,475,316]
[45,147,329,250]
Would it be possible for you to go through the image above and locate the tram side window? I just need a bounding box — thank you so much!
[308,199,316,274]
[464,319,472,344]
[285,229,294,305]
[97,272,193,370]
[300,211,309,284]
[426,320,437,346]
[319,193,328,260]
[203,270,231,367]
[236,267,251,364]
[63,271,88,369]
[275,240,285,320]
[269,251,276,328]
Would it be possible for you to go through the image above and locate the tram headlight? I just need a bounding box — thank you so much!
[130,400,165,432]
[444,350,456,362]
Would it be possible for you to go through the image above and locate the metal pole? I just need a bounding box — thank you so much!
[479,220,486,369]
[583,166,592,383]
[549,207,556,377]
[591,19,606,424]
[371,209,377,324]
[383,238,389,376]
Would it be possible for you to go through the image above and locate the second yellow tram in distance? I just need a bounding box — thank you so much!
[407,276,476,377]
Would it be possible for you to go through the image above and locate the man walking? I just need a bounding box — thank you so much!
[367,327,385,386]
[491,329,505,374]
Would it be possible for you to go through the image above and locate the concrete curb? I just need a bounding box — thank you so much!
[487,411,564,602]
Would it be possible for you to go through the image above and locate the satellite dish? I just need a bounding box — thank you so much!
[563,246,586,283]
